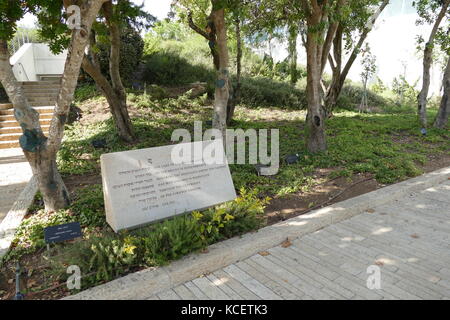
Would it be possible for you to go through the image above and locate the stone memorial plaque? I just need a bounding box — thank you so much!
[101,140,237,232]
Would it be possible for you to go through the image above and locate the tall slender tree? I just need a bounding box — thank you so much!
[434,56,450,128]
[415,0,450,129]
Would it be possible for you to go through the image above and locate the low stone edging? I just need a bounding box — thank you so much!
[65,166,450,300]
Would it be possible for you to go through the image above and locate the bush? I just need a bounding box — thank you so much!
[74,85,99,102]
[336,82,391,111]
[239,76,307,109]
[142,51,215,86]
[97,28,145,86]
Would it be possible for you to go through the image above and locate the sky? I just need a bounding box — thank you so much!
[18,0,445,95]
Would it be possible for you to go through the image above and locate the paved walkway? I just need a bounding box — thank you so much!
[150,179,450,300]
[0,148,33,224]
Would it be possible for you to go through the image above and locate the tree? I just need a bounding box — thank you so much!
[415,0,450,129]
[210,0,230,140]
[300,0,348,153]
[81,1,150,143]
[324,0,389,115]
[244,0,303,86]
[174,0,238,125]
[40,0,153,143]
[434,55,450,128]
[0,0,107,211]
[359,43,377,112]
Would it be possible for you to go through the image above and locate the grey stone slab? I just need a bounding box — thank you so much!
[184,281,209,300]
[250,254,336,300]
[191,276,231,300]
[212,270,260,300]
[173,284,199,300]
[222,264,281,300]
[205,274,243,300]
[235,260,302,300]
[243,257,312,299]
[157,288,180,300]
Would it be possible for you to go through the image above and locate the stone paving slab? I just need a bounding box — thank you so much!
[145,178,449,300]
[0,148,32,223]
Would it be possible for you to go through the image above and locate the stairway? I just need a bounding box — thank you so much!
[0,80,60,149]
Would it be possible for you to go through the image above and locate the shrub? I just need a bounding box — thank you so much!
[239,76,307,109]
[44,190,268,289]
[142,51,215,86]
[336,82,391,111]
[74,85,98,102]
[97,28,145,86]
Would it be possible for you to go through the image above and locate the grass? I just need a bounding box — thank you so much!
[58,92,449,195]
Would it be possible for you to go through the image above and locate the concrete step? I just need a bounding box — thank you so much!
[0,141,20,149]
[23,88,60,93]
[0,125,50,134]
[0,103,13,110]
[24,92,59,98]
[27,97,56,102]
[0,106,54,116]
[20,81,61,86]
[0,119,51,128]
[0,113,53,122]
[0,133,21,141]
[0,132,48,142]
[29,102,56,107]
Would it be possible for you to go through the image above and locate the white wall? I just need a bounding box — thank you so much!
[11,43,37,81]
[10,43,67,81]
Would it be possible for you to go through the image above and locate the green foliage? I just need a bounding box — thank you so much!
[74,85,99,102]
[47,234,137,286]
[239,76,307,109]
[336,81,392,111]
[132,215,205,265]
[43,191,267,288]
[96,27,145,86]
[70,185,106,228]
[391,75,420,106]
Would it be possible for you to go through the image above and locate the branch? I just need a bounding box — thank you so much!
[426,0,450,46]
[188,11,210,40]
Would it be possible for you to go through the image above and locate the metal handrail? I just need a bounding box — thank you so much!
[17,62,30,81]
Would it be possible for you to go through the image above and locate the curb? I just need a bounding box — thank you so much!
[0,175,38,259]
[65,166,450,300]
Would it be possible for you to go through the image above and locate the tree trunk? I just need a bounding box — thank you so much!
[227,16,242,126]
[302,0,342,153]
[211,3,229,141]
[288,24,298,85]
[0,0,107,212]
[434,56,450,129]
[82,56,134,142]
[417,0,449,128]
[188,7,234,126]
[103,0,135,142]
[305,32,327,153]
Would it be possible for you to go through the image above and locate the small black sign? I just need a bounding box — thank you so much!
[44,222,82,244]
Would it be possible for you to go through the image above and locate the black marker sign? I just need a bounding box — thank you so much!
[44,222,82,244]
